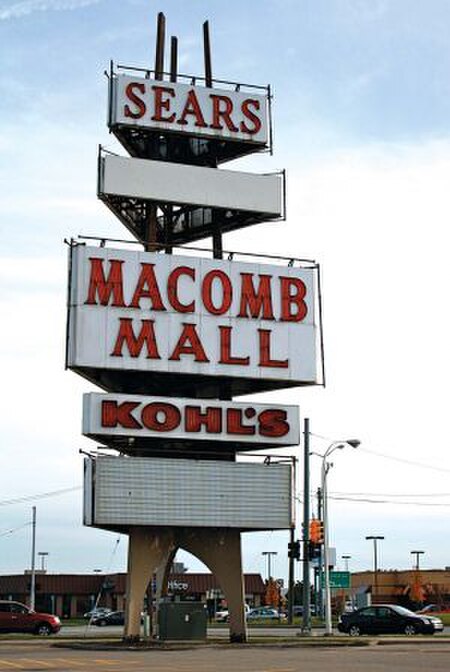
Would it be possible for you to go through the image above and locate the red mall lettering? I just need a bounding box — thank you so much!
[110,319,286,368]
[101,400,290,438]
[124,83,262,136]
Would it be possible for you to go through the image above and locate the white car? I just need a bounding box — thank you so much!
[215,604,251,622]
[247,607,286,621]
[83,607,112,619]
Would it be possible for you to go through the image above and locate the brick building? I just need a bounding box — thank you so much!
[0,572,266,619]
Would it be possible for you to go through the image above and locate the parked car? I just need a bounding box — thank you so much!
[91,610,125,626]
[215,604,251,622]
[0,600,61,636]
[338,604,444,636]
[417,603,450,614]
[247,607,287,621]
[291,605,317,617]
[83,607,112,619]
[91,610,146,626]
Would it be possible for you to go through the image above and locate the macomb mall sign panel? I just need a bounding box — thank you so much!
[67,245,318,396]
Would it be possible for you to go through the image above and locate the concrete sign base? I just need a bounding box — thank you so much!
[124,526,247,643]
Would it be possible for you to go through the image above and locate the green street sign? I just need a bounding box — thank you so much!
[321,571,351,589]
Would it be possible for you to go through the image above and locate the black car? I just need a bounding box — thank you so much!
[91,610,125,626]
[337,604,443,636]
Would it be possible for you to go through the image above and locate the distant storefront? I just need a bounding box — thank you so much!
[351,569,450,608]
[0,572,265,619]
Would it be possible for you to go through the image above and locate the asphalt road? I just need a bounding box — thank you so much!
[1,640,450,672]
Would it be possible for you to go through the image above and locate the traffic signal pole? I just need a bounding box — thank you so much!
[302,418,311,633]
[317,487,323,619]
[287,525,295,624]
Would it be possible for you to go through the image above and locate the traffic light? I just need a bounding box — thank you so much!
[308,541,321,560]
[288,539,301,560]
[316,520,324,544]
[309,519,324,544]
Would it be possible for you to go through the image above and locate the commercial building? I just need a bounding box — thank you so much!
[0,572,266,619]
[351,568,450,608]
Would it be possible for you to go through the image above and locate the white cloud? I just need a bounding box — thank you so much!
[0,0,102,21]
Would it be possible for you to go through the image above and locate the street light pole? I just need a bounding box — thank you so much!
[30,506,36,611]
[365,535,384,603]
[322,439,360,636]
[38,552,49,572]
[262,551,278,580]
[342,555,351,573]
[411,550,424,571]
[342,555,352,610]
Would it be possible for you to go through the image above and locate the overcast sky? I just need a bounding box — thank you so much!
[1,0,450,584]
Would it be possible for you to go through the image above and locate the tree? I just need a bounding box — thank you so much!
[264,578,281,608]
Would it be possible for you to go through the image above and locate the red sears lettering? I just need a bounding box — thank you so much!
[119,79,264,138]
[151,85,176,123]
[124,82,146,119]
[240,98,262,135]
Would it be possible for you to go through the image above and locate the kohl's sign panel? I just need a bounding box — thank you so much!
[67,245,318,389]
[83,393,300,447]
[109,74,269,146]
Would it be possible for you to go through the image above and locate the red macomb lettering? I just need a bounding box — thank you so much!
[101,400,290,438]
[122,81,263,136]
[84,257,308,323]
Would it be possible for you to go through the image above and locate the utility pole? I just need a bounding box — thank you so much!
[30,506,36,610]
[302,417,311,633]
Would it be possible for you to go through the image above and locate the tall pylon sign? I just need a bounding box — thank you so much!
[66,13,324,643]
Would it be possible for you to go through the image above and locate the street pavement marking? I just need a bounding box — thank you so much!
[49,659,92,667]
[16,660,53,668]
[0,660,149,670]
[50,658,154,669]
[92,660,124,666]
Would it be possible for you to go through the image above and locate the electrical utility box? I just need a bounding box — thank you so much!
[158,602,208,641]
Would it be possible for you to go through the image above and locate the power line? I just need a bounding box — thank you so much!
[328,495,450,507]
[0,522,31,538]
[330,491,450,498]
[309,433,449,473]
[0,486,81,508]
[358,447,450,473]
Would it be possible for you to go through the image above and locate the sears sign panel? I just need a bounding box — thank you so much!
[109,74,269,146]
[67,245,318,392]
[83,393,300,448]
